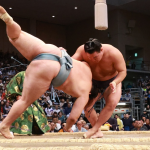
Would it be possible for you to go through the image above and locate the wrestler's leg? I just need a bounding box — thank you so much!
[83,93,103,138]
[84,83,121,138]
[84,93,101,126]
[0,62,51,139]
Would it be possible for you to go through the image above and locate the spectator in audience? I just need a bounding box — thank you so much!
[58,122,66,132]
[45,104,53,119]
[132,120,146,131]
[58,111,65,122]
[79,116,84,121]
[124,90,131,101]
[83,124,89,130]
[114,114,123,131]
[122,113,132,131]
[145,118,150,130]
[53,104,60,114]
[58,122,73,132]
[141,110,148,119]
[126,83,133,89]
[4,102,11,115]
[131,62,136,69]
[52,116,61,130]
[0,100,6,117]
[144,105,150,118]
[140,119,148,130]
[121,114,126,121]
[45,93,52,106]
[146,91,150,106]
[64,103,72,116]
[60,99,65,108]
[63,99,70,108]
[81,120,86,127]
[58,120,61,125]
[131,120,137,130]
[52,112,58,117]
[141,116,146,124]
[50,122,59,133]
[74,121,87,132]
[144,104,150,112]
[41,97,48,108]
[106,117,118,131]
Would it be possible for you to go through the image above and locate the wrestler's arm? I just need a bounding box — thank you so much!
[72,45,84,61]
[66,93,90,131]
[111,47,127,85]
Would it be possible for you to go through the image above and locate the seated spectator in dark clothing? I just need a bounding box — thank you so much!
[122,113,133,131]
[58,111,65,122]
[144,118,150,130]
[131,62,136,69]
[126,83,133,89]
[0,100,6,117]
[122,114,126,121]
[63,99,70,108]
[64,103,72,116]
[132,120,147,131]
[52,112,58,117]
[141,110,148,119]
[141,119,148,130]
[106,117,118,131]
[131,120,137,131]
[4,102,11,115]
[50,122,59,133]
[141,116,146,124]
[147,91,150,106]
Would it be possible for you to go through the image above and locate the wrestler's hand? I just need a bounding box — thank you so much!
[109,81,116,93]
[59,47,67,51]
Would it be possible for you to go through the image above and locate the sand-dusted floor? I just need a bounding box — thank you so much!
[0,131,150,150]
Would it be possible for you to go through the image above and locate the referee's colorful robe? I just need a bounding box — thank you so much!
[6,71,50,134]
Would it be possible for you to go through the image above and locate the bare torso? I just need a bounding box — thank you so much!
[82,44,118,81]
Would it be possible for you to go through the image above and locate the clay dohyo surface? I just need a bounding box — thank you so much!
[0,131,150,150]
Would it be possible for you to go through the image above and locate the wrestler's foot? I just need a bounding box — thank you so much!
[0,6,6,16]
[0,6,13,25]
[0,123,14,139]
[83,129,97,139]
[91,129,103,139]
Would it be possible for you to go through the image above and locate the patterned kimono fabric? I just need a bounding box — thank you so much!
[6,71,50,134]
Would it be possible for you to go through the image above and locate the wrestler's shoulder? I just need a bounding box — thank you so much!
[103,44,122,55]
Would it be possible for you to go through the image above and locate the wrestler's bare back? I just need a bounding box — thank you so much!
[73,44,125,81]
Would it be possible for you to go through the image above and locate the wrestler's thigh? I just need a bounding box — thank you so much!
[21,63,51,104]
[104,83,122,106]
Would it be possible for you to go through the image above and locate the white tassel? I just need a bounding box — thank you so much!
[95,0,108,30]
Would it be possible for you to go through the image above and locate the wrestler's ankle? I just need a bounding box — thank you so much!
[0,122,10,129]
[1,13,14,25]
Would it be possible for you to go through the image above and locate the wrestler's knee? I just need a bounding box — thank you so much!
[84,109,90,118]
[68,115,77,125]
[106,99,118,111]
